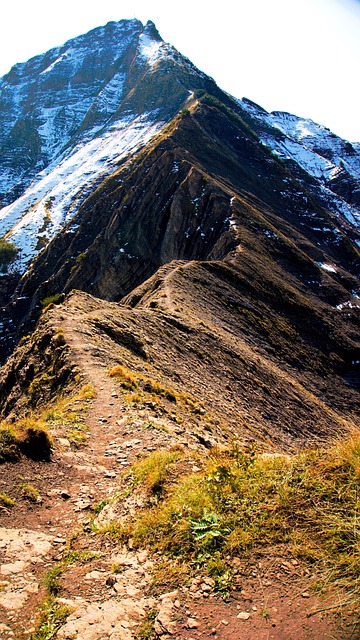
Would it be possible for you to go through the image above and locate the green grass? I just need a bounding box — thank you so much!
[0,492,15,507]
[20,483,41,502]
[0,424,20,462]
[135,608,157,639]
[29,599,73,640]
[40,293,63,308]
[130,449,181,495]
[43,384,95,447]
[113,434,360,608]
[108,363,203,414]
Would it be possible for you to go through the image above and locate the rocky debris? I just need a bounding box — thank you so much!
[186,616,199,629]
[0,528,53,623]
[0,622,14,638]
[237,611,251,620]
[56,597,153,640]
[0,528,53,566]
[155,590,180,635]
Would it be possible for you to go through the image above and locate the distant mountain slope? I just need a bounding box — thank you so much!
[238,98,360,229]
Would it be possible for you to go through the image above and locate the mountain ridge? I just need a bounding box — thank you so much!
[0,16,359,462]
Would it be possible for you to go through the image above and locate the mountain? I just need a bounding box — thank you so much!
[0,19,360,640]
[0,17,358,422]
[0,19,240,275]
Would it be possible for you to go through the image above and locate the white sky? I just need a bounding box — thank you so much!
[1,0,359,141]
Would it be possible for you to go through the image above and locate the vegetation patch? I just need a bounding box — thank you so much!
[0,383,95,463]
[40,293,64,308]
[0,419,52,462]
[108,363,204,414]
[43,384,95,448]
[113,434,360,610]
[30,599,73,640]
[130,449,181,496]
[135,607,157,640]
[0,492,15,507]
[0,238,18,272]
[20,483,41,502]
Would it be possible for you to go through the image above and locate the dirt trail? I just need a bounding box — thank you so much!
[0,299,358,639]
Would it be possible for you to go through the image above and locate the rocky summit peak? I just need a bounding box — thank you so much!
[143,19,163,41]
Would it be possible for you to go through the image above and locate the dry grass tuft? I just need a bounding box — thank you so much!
[0,419,52,462]
[113,433,360,609]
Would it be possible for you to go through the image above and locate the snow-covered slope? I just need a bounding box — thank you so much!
[239,98,360,229]
[0,19,210,274]
[0,115,162,271]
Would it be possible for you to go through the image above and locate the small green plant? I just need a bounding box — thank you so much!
[70,251,87,273]
[44,408,60,423]
[43,563,64,596]
[0,238,18,272]
[66,424,88,447]
[63,549,99,564]
[75,251,87,265]
[0,492,15,507]
[0,424,20,462]
[30,599,73,640]
[92,499,109,514]
[135,608,157,640]
[20,483,41,503]
[191,509,229,548]
[111,563,122,574]
[40,293,63,308]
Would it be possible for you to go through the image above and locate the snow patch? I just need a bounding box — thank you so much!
[138,34,163,66]
[316,262,337,273]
